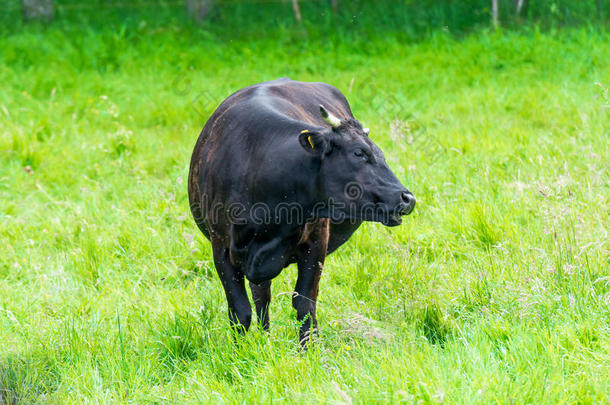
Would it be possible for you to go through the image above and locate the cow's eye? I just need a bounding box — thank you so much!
[354,149,365,158]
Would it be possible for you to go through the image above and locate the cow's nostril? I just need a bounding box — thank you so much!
[400,191,416,215]
[401,191,414,205]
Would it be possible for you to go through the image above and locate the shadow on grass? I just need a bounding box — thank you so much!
[413,304,454,347]
[0,355,59,404]
[154,308,214,371]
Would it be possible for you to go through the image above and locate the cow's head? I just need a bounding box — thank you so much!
[299,105,415,226]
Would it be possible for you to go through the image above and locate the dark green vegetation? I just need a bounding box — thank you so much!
[1,1,609,403]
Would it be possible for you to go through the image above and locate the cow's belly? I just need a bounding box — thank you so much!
[225,220,361,283]
[228,224,299,283]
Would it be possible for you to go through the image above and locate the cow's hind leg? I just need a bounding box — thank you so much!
[293,219,330,347]
[212,241,252,333]
[250,280,271,330]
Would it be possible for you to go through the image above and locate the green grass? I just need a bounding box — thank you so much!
[1,8,609,403]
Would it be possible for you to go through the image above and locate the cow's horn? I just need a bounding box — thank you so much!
[320,105,341,128]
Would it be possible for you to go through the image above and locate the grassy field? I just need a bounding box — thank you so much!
[1,4,609,403]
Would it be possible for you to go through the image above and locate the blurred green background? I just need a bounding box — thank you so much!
[2,1,609,36]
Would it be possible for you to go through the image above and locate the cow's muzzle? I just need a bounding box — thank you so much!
[381,191,415,227]
[399,191,416,216]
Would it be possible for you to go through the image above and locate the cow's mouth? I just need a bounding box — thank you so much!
[399,203,415,216]
[381,202,414,227]
[383,214,403,227]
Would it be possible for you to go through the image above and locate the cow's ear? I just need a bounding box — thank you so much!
[298,129,329,155]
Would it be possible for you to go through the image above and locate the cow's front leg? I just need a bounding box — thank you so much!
[212,241,252,333]
[293,219,329,347]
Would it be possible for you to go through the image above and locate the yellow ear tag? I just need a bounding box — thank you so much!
[300,129,314,149]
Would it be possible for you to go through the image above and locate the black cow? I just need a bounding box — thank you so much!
[188,78,415,346]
